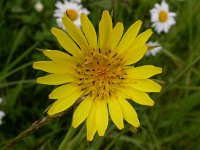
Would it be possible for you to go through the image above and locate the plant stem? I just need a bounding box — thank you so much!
[2,110,68,150]
[58,126,78,150]
[161,55,200,95]
[104,125,130,150]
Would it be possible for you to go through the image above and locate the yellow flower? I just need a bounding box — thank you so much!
[33,10,162,141]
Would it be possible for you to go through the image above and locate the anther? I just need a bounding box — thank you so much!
[112,53,117,58]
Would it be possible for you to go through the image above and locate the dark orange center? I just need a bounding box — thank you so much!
[66,9,78,21]
[159,11,168,22]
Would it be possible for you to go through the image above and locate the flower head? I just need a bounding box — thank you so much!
[150,0,176,33]
[54,0,89,29]
[34,1,44,12]
[33,10,162,141]
[146,41,162,56]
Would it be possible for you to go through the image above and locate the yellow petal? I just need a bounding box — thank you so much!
[123,88,155,106]
[123,45,148,65]
[95,100,108,136]
[51,27,81,57]
[118,98,140,127]
[126,65,162,79]
[80,13,97,50]
[47,91,83,115]
[43,50,72,62]
[129,79,161,92]
[116,20,142,54]
[62,16,88,51]
[72,96,94,128]
[49,83,79,99]
[99,10,113,50]
[36,74,74,85]
[87,103,97,141]
[130,29,153,50]
[109,22,124,51]
[33,61,75,74]
[108,98,124,129]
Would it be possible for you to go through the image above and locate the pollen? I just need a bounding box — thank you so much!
[66,9,78,21]
[75,49,125,100]
[159,10,168,22]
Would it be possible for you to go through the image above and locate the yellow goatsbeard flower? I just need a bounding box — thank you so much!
[33,10,162,141]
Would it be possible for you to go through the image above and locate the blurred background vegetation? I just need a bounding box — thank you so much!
[0,0,200,149]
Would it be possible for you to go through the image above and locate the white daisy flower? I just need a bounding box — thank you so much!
[150,0,176,33]
[146,41,162,56]
[34,1,44,12]
[54,0,90,29]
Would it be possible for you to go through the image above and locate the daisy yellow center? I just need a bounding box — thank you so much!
[159,10,168,22]
[76,50,125,100]
[66,9,78,21]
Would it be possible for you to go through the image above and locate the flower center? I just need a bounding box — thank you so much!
[66,9,78,21]
[159,10,168,22]
[75,50,125,100]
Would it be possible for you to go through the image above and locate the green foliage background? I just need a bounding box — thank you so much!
[0,0,200,149]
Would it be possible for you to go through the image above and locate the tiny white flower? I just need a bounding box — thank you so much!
[54,0,90,29]
[0,111,5,125]
[150,0,176,34]
[34,1,44,12]
[0,97,5,125]
[146,41,162,56]
[0,97,2,104]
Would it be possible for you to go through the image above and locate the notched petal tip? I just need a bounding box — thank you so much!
[98,132,106,137]
[61,15,69,24]
[80,12,86,18]
[72,122,78,128]
[147,29,153,37]
[48,93,55,99]
[47,108,56,116]
[137,19,143,24]
[117,124,125,130]
[32,62,36,69]
[50,27,57,34]
[148,28,153,32]
[134,20,143,28]
[102,10,109,14]
[148,100,155,106]
[159,67,163,73]
[135,121,140,128]
[32,61,42,70]
[102,10,112,21]
[153,67,163,75]
[36,77,48,84]
[87,135,95,141]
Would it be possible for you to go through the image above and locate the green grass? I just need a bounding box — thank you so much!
[0,0,200,149]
